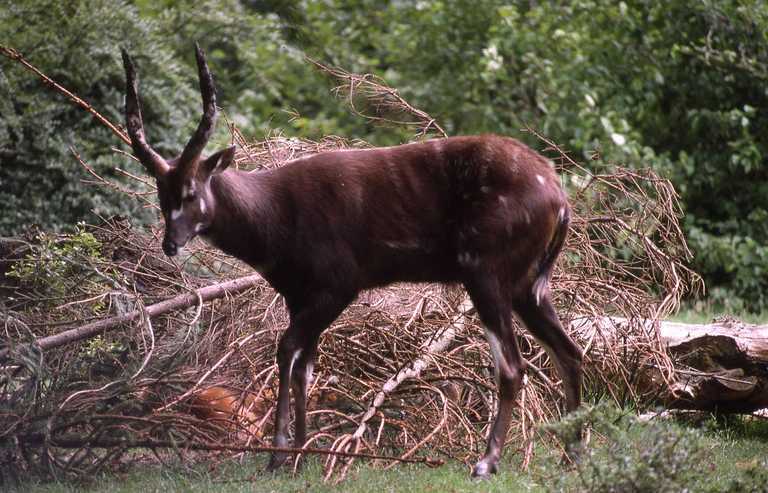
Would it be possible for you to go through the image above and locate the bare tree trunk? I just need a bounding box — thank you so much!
[571,316,768,412]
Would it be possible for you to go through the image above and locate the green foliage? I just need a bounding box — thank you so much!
[80,335,122,359]
[548,404,708,492]
[8,224,103,298]
[687,228,768,312]
[718,461,768,493]
[544,404,768,493]
[0,0,199,235]
[2,0,767,309]
[6,224,128,325]
[134,0,406,141]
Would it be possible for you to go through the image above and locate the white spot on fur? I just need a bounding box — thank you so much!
[182,184,194,198]
[199,198,207,215]
[533,277,548,306]
[473,459,494,478]
[170,207,183,220]
[480,186,491,194]
[457,252,480,267]
[558,206,566,221]
[288,349,302,381]
[498,196,508,207]
[384,240,422,250]
[536,174,545,185]
[305,362,314,386]
[484,329,504,385]
[194,223,206,233]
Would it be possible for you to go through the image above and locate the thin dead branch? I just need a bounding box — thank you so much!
[308,58,447,139]
[0,44,130,145]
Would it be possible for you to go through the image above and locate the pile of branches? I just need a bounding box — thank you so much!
[0,54,701,484]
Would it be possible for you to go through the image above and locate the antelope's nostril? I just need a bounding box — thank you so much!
[162,240,178,257]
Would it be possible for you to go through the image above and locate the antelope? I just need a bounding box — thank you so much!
[120,45,583,478]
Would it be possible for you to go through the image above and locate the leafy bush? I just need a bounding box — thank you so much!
[6,224,124,319]
[3,0,766,309]
[8,224,103,296]
[544,405,768,492]
[546,405,709,492]
[0,0,199,235]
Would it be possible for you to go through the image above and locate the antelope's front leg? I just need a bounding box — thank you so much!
[266,330,302,471]
[288,345,320,470]
[265,290,352,472]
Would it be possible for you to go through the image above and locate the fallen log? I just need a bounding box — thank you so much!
[571,316,768,413]
[0,274,264,361]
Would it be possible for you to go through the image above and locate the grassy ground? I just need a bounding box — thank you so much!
[671,307,768,325]
[13,408,768,493]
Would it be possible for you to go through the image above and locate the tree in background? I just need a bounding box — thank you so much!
[0,0,403,238]
[0,1,199,234]
[281,0,768,311]
[2,0,766,311]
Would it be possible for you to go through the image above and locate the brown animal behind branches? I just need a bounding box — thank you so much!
[119,44,582,478]
[189,386,268,438]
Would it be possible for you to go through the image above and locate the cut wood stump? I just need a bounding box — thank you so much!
[571,316,768,413]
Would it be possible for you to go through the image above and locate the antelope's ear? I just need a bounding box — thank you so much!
[201,145,236,177]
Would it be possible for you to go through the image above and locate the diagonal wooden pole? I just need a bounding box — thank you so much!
[0,274,264,361]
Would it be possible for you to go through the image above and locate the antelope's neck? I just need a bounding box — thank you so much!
[204,169,273,270]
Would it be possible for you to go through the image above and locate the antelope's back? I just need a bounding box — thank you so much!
[259,135,566,288]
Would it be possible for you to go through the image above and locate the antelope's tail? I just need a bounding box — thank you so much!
[532,205,570,305]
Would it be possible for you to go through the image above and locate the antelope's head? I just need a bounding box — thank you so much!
[121,45,235,257]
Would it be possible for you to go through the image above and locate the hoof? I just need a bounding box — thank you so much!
[266,453,289,472]
[471,460,498,479]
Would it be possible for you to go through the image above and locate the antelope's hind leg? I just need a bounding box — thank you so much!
[464,277,527,479]
[513,291,583,458]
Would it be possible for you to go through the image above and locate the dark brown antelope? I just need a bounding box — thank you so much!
[120,45,583,478]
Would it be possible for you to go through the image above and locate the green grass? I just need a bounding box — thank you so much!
[12,409,768,493]
[13,457,538,493]
[671,306,768,325]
